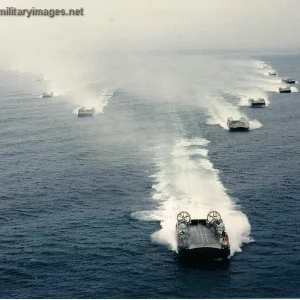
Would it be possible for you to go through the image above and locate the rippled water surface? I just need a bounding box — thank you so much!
[1,53,300,298]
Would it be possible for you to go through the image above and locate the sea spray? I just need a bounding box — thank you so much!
[291,86,298,93]
[70,88,114,115]
[249,119,263,130]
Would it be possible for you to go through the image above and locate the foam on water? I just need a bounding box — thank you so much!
[291,86,298,92]
[249,119,263,130]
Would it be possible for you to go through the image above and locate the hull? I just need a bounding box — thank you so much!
[250,103,265,107]
[178,247,230,261]
[229,127,249,131]
[279,90,291,93]
[282,80,296,84]
[78,113,94,117]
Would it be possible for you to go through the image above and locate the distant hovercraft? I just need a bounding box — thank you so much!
[282,77,296,84]
[227,117,249,131]
[78,107,95,117]
[249,98,266,107]
[42,92,54,98]
[279,87,291,93]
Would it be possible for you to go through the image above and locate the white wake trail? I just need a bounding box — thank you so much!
[135,138,252,256]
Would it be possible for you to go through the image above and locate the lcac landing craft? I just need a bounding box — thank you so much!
[176,211,230,261]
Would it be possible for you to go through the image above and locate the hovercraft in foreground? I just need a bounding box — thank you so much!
[42,92,54,98]
[279,86,291,93]
[227,117,249,131]
[78,107,95,117]
[282,77,296,84]
[249,98,266,107]
[176,211,230,261]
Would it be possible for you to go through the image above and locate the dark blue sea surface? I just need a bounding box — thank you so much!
[0,53,300,298]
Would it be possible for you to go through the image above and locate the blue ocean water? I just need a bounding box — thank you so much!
[0,53,300,298]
